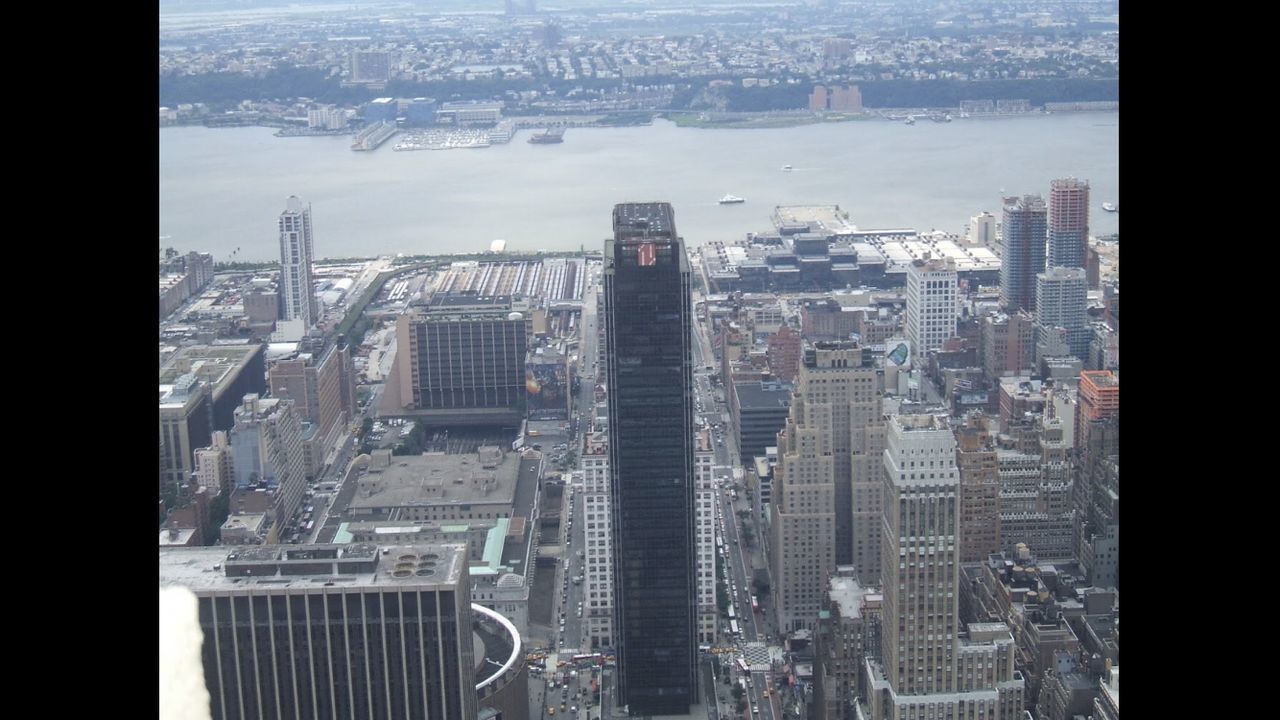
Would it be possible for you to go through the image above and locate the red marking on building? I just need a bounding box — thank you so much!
[638,242,656,266]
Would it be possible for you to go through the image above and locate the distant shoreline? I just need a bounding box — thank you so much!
[162,105,1118,135]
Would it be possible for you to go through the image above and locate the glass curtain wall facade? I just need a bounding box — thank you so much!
[604,202,698,715]
[407,315,528,410]
[200,588,469,720]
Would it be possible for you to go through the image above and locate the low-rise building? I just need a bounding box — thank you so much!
[159,250,215,319]
[346,447,523,523]
[581,429,614,648]
[228,394,308,543]
[960,547,1087,710]
[219,512,267,545]
[814,570,880,720]
[1035,651,1112,720]
[159,525,199,546]
[997,378,1048,433]
[731,378,793,463]
[159,342,267,499]
[438,100,503,125]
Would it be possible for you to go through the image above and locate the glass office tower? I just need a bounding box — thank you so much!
[604,202,698,715]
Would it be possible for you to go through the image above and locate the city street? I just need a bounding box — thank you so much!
[690,287,783,720]
[541,259,782,720]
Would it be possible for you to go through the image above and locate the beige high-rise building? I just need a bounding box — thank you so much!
[981,310,1036,385]
[968,211,997,248]
[581,429,614,648]
[269,338,358,476]
[770,341,884,633]
[849,371,887,586]
[695,429,719,644]
[159,373,213,498]
[581,416,725,649]
[997,411,1076,560]
[880,415,961,696]
[770,385,835,634]
[194,431,233,496]
[955,415,1001,563]
[862,415,1025,720]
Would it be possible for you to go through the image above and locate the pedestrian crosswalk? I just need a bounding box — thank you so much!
[739,642,771,672]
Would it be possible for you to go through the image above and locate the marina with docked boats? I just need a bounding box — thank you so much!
[388,120,577,151]
[392,120,516,151]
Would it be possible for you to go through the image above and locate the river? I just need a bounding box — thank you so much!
[159,113,1119,262]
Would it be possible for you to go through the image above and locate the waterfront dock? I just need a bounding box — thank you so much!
[351,121,398,151]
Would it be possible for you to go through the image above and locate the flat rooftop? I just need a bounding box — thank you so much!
[349,448,522,511]
[159,543,466,592]
[772,205,857,235]
[1082,370,1118,387]
[735,381,794,411]
[1000,377,1048,397]
[159,343,259,384]
[343,520,485,536]
[892,414,947,432]
[220,513,265,534]
[159,343,262,404]
[828,575,865,620]
[1102,666,1119,709]
[613,202,676,239]
[159,528,197,546]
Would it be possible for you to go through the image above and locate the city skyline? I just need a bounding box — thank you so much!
[163,186,1118,715]
[161,6,1118,718]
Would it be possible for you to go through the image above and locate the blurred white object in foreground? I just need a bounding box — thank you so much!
[159,586,211,720]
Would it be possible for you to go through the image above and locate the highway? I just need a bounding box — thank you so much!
[525,260,600,720]
[307,379,383,544]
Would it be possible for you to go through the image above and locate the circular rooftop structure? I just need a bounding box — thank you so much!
[471,603,528,720]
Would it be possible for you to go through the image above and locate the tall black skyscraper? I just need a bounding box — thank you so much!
[604,202,698,715]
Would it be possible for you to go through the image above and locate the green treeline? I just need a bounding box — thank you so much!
[860,78,1119,108]
[215,260,278,272]
[162,66,1118,115]
[720,84,811,112]
[160,66,373,108]
[161,65,636,110]
[722,78,1119,112]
